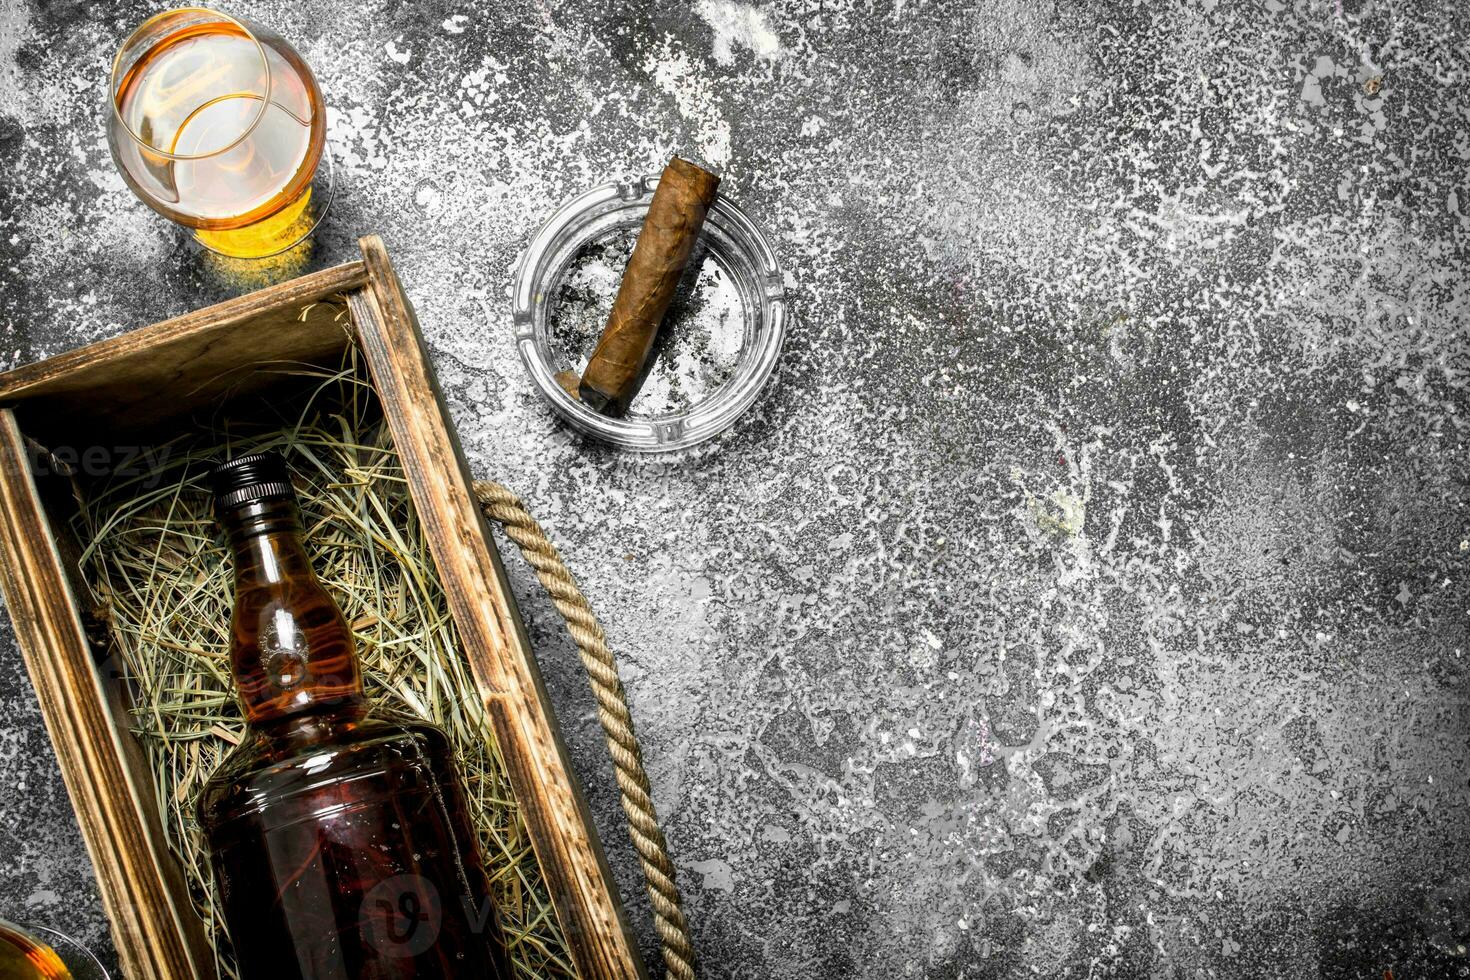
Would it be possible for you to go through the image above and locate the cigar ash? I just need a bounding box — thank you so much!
[548,226,746,417]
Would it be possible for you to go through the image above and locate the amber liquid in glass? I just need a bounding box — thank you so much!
[198,468,512,980]
[0,923,71,980]
[112,20,325,256]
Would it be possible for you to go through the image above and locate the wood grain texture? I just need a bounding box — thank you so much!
[0,411,214,980]
[350,235,648,980]
[0,261,365,443]
[0,245,642,980]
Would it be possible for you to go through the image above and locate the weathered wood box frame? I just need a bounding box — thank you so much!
[0,237,645,980]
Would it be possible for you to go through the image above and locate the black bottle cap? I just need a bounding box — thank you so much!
[211,451,296,512]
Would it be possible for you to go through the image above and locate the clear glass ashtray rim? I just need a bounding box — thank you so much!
[512,173,787,452]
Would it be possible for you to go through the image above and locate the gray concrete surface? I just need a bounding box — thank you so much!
[3,0,1470,977]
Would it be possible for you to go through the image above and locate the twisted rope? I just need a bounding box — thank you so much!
[473,480,697,980]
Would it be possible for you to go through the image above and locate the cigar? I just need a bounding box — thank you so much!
[567,157,720,416]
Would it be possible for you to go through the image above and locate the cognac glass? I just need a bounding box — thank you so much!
[107,8,330,258]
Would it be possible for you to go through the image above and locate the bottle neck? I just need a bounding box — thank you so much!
[221,497,365,727]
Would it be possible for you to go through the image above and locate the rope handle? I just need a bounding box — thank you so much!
[473,480,697,980]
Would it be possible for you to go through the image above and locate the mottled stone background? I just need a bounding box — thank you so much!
[3,0,1470,977]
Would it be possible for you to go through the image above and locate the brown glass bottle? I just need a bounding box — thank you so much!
[197,452,512,980]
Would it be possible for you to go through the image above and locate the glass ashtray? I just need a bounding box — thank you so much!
[513,173,786,451]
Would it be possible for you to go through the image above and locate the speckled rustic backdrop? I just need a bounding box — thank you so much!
[3,0,1470,977]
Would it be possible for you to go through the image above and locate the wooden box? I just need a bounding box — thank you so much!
[0,237,644,980]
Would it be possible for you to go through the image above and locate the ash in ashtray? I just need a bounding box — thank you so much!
[547,227,746,419]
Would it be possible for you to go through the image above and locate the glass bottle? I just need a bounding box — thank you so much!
[197,452,512,979]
